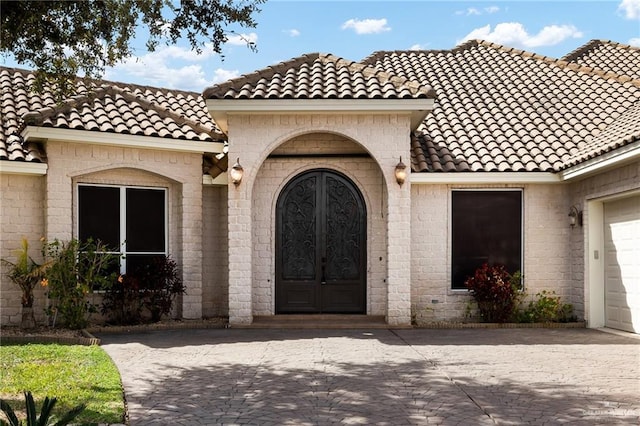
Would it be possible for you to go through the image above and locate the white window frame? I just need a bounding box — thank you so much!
[76,183,168,275]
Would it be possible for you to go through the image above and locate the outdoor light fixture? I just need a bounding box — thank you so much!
[568,205,583,228]
[230,157,244,186]
[395,156,407,186]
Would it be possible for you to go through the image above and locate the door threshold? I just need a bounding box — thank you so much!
[235,314,402,329]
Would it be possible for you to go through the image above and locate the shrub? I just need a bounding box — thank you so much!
[139,256,185,322]
[518,290,575,323]
[42,239,118,329]
[101,255,185,325]
[100,273,145,325]
[1,238,48,329]
[465,263,521,323]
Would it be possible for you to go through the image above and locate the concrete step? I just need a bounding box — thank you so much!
[233,314,406,329]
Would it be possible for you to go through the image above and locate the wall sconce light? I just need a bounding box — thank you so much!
[568,205,583,228]
[395,156,407,186]
[230,157,244,186]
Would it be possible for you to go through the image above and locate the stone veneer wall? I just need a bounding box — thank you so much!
[0,174,46,326]
[410,182,573,323]
[43,140,204,319]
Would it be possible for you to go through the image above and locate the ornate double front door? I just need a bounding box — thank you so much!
[276,169,367,313]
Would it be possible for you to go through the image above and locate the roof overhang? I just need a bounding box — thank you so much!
[206,98,436,134]
[560,141,640,181]
[413,142,640,184]
[410,172,561,184]
[0,161,48,175]
[21,127,226,154]
[202,173,228,186]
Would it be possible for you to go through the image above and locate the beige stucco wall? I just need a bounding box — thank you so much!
[0,173,47,325]
[410,182,573,324]
[225,113,413,325]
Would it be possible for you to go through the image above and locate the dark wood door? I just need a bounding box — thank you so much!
[276,170,366,313]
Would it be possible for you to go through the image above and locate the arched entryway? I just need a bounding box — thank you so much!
[276,169,367,313]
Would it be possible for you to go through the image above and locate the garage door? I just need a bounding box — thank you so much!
[604,196,640,333]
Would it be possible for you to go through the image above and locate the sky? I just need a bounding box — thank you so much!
[2,0,640,92]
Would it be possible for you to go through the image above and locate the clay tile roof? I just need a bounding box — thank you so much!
[563,101,640,168]
[562,39,640,81]
[3,40,638,175]
[203,52,436,100]
[362,40,640,173]
[1,67,224,165]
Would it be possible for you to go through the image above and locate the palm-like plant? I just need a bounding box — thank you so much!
[0,391,86,426]
[1,238,48,329]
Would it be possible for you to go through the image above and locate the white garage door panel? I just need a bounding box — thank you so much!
[604,196,640,334]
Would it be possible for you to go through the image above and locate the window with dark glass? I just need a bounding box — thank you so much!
[78,186,120,250]
[451,190,522,289]
[78,185,167,275]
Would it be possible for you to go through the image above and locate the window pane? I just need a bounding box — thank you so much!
[126,188,165,252]
[78,186,120,250]
[124,254,165,276]
[452,191,522,289]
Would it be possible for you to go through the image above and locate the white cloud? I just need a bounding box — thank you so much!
[285,29,300,37]
[157,44,217,61]
[454,8,475,16]
[456,6,499,16]
[105,44,221,91]
[629,37,640,46]
[109,60,209,91]
[409,43,430,51]
[528,25,584,47]
[460,22,583,48]
[618,0,640,19]
[211,68,240,84]
[341,18,391,35]
[225,32,258,46]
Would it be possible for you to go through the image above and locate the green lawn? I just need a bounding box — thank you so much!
[0,343,125,424]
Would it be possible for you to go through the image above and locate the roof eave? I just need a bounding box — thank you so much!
[560,141,640,181]
[21,126,226,155]
[410,171,561,184]
[203,173,228,186]
[0,160,48,176]
[206,98,435,134]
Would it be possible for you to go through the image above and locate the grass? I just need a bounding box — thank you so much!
[0,343,125,425]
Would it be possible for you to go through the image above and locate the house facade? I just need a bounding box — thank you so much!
[1,40,639,333]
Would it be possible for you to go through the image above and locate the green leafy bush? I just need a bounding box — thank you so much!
[100,273,145,325]
[101,255,185,325]
[465,264,522,323]
[518,290,575,323]
[42,239,118,329]
[1,238,49,329]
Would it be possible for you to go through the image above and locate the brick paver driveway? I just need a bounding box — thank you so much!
[98,328,640,425]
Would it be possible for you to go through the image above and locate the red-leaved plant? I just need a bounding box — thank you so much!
[465,263,521,323]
